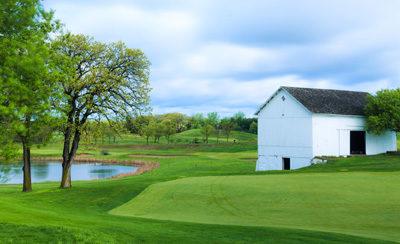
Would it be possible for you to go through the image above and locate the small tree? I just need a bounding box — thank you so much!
[162,119,176,144]
[364,88,400,134]
[154,123,165,143]
[207,112,220,142]
[200,123,215,144]
[141,123,155,145]
[249,121,257,134]
[221,119,235,143]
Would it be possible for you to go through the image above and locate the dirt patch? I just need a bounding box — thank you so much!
[109,162,159,179]
[128,154,189,158]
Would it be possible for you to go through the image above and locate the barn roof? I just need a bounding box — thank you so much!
[255,86,370,116]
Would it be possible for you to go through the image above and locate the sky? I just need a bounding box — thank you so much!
[42,0,400,117]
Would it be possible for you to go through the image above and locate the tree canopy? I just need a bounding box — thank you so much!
[0,0,60,191]
[364,88,400,134]
[52,33,151,187]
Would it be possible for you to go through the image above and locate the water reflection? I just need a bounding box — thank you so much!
[32,162,49,179]
[0,162,137,184]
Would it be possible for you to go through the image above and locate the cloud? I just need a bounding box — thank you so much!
[150,74,394,117]
[43,0,400,116]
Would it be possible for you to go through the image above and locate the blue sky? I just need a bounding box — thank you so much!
[43,0,400,117]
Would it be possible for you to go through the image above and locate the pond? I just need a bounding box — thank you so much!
[0,162,138,184]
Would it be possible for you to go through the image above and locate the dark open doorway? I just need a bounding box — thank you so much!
[282,158,290,170]
[350,131,366,154]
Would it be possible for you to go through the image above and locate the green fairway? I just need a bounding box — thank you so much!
[0,131,399,243]
[110,172,400,242]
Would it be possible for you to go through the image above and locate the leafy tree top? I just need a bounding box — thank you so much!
[365,88,400,134]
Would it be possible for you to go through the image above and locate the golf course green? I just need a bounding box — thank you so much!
[0,132,399,243]
[110,172,400,242]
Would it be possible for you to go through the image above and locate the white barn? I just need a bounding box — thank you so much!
[255,86,397,171]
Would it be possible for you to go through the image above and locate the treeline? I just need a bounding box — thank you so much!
[124,112,257,144]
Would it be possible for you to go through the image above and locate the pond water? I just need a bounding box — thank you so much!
[0,162,138,184]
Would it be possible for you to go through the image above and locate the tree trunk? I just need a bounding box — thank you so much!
[113,136,116,143]
[22,141,32,192]
[60,161,72,188]
[60,130,81,188]
[146,136,149,145]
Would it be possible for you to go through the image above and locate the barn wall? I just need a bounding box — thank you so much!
[366,131,397,154]
[257,89,313,171]
[312,114,397,156]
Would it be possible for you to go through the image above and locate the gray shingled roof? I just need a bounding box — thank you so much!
[256,86,369,116]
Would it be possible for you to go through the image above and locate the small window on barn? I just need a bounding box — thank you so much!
[281,96,285,101]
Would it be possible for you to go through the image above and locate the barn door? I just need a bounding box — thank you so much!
[350,131,366,154]
[282,158,290,170]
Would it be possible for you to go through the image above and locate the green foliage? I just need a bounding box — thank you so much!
[200,123,215,143]
[52,33,151,122]
[207,112,220,125]
[124,116,135,134]
[141,122,155,144]
[233,111,245,119]
[161,119,176,144]
[187,113,205,129]
[365,89,400,134]
[249,121,257,134]
[51,33,151,186]
[153,122,165,143]
[0,0,60,147]
[0,0,60,191]
[221,119,235,142]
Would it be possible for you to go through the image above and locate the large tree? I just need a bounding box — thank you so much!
[364,88,400,134]
[52,34,151,188]
[0,0,59,191]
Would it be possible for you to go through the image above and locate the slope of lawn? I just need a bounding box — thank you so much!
[0,132,399,243]
[110,172,400,242]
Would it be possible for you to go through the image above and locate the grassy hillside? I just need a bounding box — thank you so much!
[110,172,400,242]
[0,131,399,243]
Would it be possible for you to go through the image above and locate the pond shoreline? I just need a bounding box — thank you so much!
[28,157,160,179]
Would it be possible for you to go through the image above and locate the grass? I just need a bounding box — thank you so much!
[0,130,399,243]
[110,172,400,242]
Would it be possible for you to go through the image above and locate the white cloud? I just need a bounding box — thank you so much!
[43,0,400,116]
[183,43,284,74]
[150,75,392,117]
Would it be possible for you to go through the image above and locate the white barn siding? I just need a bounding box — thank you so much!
[312,114,364,156]
[312,114,397,157]
[257,90,313,170]
[366,131,397,154]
